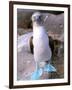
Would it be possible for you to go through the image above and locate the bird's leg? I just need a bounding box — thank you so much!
[35,61,43,76]
[38,61,46,71]
[46,59,51,65]
[35,61,39,71]
[31,61,43,80]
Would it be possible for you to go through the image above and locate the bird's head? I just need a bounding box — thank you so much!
[31,12,48,26]
[31,12,42,23]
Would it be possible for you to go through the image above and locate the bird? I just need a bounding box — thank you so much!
[29,36,54,56]
[31,12,56,80]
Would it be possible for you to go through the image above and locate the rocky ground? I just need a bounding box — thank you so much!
[17,44,64,80]
[17,32,64,80]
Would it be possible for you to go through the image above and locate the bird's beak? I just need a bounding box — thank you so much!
[44,15,49,22]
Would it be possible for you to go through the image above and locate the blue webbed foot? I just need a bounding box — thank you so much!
[44,64,56,72]
[31,68,43,80]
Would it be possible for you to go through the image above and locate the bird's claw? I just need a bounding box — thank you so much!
[31,68,43,80]
[44,64,56,72]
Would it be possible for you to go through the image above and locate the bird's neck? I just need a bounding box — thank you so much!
[33,22,43,30]
[33,22,45,37]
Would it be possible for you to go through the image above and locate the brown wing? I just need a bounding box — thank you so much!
[29,36,34,54]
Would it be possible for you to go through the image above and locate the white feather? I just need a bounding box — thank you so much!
[32,13,52,62]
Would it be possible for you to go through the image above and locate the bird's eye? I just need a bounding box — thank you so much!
[38,16,41,19]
